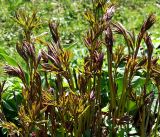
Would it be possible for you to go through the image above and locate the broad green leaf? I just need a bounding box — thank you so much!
[0,48,8,55]
[0,53,17,66]
[101,105,109,113]
[2,100,15,112]
[126,100,136,113]
[116,77,123,96]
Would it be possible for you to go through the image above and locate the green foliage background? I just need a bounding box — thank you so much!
[1,0,160,55]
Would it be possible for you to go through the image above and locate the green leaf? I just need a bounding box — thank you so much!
[2,85,22,121]
[1,128,7,136]
[2,100,15,112]
[131,76,145,88]
[101,105,109,113]
[63,42,77,50]
[116,77,123,96]
[0,48,8,55]
[0,53,17,66]
[126,100,136,113]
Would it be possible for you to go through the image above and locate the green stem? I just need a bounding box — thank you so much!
[67,68,75,91]
[97,73,102,136]
[141,103,146,137]
[107,45,116,136]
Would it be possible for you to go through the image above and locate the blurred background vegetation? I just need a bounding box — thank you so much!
[0,0,160,82]
[0,0,160,53]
